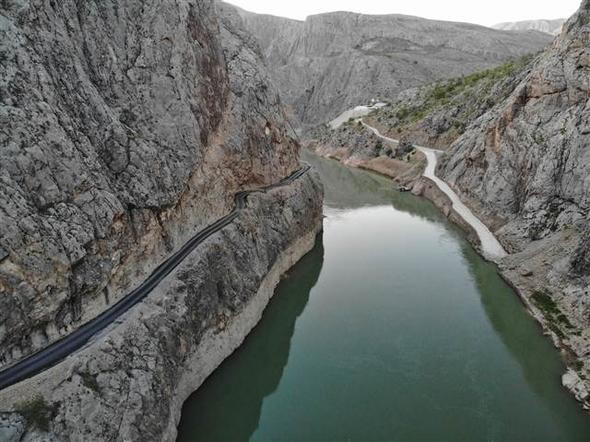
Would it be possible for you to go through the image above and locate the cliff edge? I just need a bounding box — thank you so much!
[1,0,302,367]
[0,0,324,439]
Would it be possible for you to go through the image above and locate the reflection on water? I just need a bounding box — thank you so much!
[462,243,586,439]
[177,151,590,441]
[177,240,324,442]
[305,150,458,228]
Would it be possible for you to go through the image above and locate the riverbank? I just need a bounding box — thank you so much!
[304,124,492,258]
[178,151,590,441]
[306,119,590,410]
[0,171,324,441]
[368,121,590,409]
[362,121,507,260]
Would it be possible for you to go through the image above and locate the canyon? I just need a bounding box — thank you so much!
[304,0,590,409]
[1,0,589,440]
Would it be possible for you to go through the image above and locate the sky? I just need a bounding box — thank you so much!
[227,0,581,27]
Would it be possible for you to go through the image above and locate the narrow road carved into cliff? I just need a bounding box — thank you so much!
[362,121,507,260]
[0,165,311,392]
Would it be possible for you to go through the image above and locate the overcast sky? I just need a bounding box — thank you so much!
[227,0,580,26]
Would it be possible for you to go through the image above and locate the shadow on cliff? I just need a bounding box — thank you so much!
[177,234,325,441]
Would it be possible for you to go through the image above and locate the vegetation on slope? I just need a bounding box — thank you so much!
[366,55,536,148]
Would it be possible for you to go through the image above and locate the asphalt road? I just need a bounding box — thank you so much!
[0,164,311,391]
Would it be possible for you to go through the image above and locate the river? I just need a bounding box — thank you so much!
[177,152,590,441]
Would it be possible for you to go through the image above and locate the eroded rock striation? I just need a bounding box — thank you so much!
[235,6,552,127]
[439,0,590,403]
[0,0,309,368]
[0,0,325,439]
[1,171,323,441]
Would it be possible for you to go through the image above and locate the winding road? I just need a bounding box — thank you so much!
[0,165,311,391]
[362,121,507,260]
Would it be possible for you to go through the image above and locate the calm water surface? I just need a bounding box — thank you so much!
[177,152,590,441]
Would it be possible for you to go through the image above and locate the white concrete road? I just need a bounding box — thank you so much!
[362,121,507,260]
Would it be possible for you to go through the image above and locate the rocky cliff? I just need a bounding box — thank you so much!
[0,170,323,441]
[0,0,311,368]
[439,0,590,403]
[303,56,535,181]
[493,19,566,36]
[235,6,552,127]
[0,0,325,439]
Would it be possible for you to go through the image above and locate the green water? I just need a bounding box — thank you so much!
[177,153,590,441]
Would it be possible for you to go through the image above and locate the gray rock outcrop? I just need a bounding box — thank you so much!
[235,5,553,127]
[0,0,306,368]
[305,121,423,181]
[439,0,590,255]
[439,0,590,401]
[1,170,323,441]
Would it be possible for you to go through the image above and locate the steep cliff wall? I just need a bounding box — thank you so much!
[439,0,590,401]
[236,6,552,127]
[0,170,323,441]
[439,1,590,254]
[0,0,303,367]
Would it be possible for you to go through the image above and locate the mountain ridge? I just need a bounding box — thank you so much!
[493,18,566,35]
[231,4,553,127]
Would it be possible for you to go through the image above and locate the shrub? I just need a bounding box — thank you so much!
[531,290,580,338]
[531,290,560,316]
[15,395,56,432]
[80,371,101,393]
[396,107,410,120]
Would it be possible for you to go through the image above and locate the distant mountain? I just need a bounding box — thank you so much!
[493,19,565,35]
[228,5,552,128]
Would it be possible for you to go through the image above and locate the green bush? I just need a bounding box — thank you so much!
[80,371,101,393]
[531,290,580,338]
[531,290,560,316]
[396,107,410,120]
[15,395,56,432]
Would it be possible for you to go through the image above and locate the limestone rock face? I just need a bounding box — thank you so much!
[2,171,324,441]
[0,413,25,442]
[308,121,389,161]
[439,0,590,394]
[439,0,590,252]
[0,0,300,367]
[235,6,552,127]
